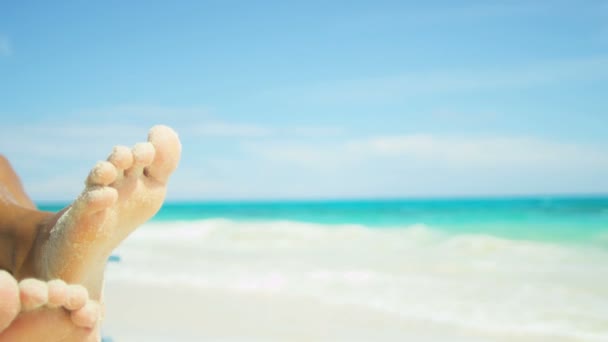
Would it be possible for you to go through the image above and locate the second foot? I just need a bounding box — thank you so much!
[0,277,102,342]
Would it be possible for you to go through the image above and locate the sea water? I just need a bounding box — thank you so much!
[40,197,608,341]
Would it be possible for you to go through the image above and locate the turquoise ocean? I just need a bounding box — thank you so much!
[41,196,608,245]
[153,197,608,244]
[41,197,608,340]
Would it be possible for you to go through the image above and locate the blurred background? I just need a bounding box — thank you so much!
[1,1,607,202]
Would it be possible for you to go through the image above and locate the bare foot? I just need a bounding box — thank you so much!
[28,125,181,298]
[1,274,102,342]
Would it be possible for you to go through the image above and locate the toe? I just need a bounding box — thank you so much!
[47,279,68,308]
[132,142,155,167]
[19,278,49,311]
[64,284,88,311]
[108,145,134,170]
[0,271,19,331]
[86,161,117,187]
[145,125,182,183]
[70,300,101,328]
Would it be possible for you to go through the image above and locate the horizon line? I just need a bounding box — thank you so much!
[35,192,608,205]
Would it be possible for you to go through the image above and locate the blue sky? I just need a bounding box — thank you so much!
[1,1,607,201]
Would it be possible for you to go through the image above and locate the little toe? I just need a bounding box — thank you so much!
[19,278,49,311]
[0,271,19,331]
[73,187,118,214]
[145,125,182,183]
[86,161,117,187]
[64,284,88,311]
[70,300,101,329]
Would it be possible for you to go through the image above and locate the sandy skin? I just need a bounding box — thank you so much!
[0,125,181,341]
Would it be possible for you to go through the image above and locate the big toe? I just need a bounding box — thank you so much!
[145,125,181,183]
[0,271,19,331]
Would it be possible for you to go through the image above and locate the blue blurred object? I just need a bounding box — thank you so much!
[108,255,121,263]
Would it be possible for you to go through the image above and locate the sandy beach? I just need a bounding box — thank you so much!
[103,280,581,342]
[100,204,608,342]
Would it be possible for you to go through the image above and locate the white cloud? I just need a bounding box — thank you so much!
[255,56,608,104]
[244,142,339,166]
[237,134,608,197]
[361,135,606,167]
[246,134,608,169]
[0,122,150,160]
[188,122,271,138]
[73,105,211,124]
[289,125,345,138]
[5,114,608,200]
[0,35,12,57]
[0,118,345,200]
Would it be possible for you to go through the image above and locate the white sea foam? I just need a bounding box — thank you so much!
[104,219,608,341]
